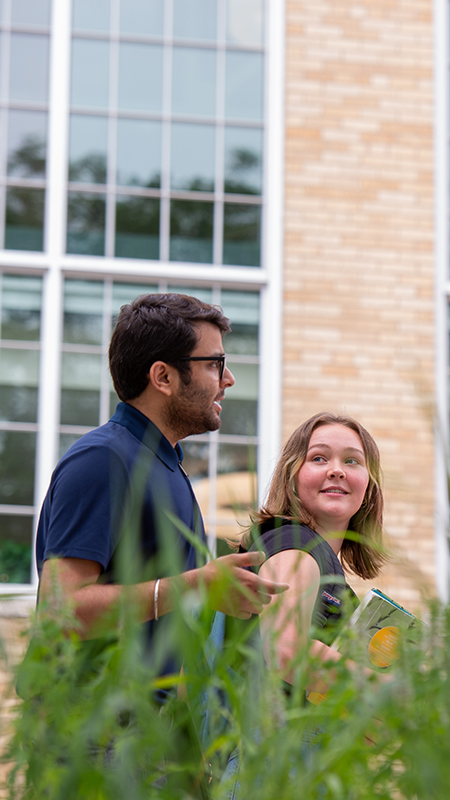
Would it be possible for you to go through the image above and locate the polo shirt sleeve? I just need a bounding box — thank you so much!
[40,442,130,571]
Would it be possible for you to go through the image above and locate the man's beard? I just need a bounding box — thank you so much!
[164,381,221,441]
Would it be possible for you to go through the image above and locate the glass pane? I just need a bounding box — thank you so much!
[66,191,106,256]
[0,431,36,505]
[111,281,158,325]
[72,0,110,31]
[223,203,261,267]
[60,351,102,426]
[172,47,216,117]
[0,516,33,584]
[0,385,38,423]
[118,42,163,113]
[0,348,39,422]
[227,0,264,47]
[219,398,257,436]
[11,0,51,26]
[170,200,213,263]
[9,33,49,103]
[68,114,108,183]
[219,361,257,435]
[221,290,259,354]
[7,110,47,178]
[116,118,161,187]
[216,444,257,544]
[225,51,264,121]
[71,38,109,109]
[179,440,209,482]
[224,361,257,400]
[63,279,104,345]
[169,286,212,304]
[1,275,42,341]
[170,123,215,191]
[218,442,257,475]
[119,0,163,36]
[5,187,45,252]
[59,433,83,460]
[115,195,160,260]
[173,0,216,41]
[109,389,120,417]
[224,126,263,195]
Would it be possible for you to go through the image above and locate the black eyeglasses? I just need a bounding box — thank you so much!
[179,355,226,380]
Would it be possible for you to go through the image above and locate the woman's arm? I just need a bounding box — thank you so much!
[258,550,346,687]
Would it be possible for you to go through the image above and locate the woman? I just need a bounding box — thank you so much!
[216,412,386,796]
[243,411,386,687]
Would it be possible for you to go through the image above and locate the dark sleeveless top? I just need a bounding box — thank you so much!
[243,519,358,643]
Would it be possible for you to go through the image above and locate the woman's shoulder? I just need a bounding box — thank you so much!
[247,518,344,578]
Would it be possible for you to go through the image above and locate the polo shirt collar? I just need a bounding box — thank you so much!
[111,402,183,471]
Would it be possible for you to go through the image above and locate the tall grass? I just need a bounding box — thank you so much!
[0,489,448,800]
[1,560,448,799]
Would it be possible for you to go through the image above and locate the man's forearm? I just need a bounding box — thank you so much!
[39,551,288,638]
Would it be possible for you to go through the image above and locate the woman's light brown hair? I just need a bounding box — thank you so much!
[248,412,386,580]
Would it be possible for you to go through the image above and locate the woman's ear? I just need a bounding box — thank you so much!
[148,361,178,396]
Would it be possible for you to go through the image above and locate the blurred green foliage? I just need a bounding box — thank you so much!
[1,583,449,799]
[0,508,448,800]
[0,540,31,584]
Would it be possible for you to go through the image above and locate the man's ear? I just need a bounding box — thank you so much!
[148,361,178,396]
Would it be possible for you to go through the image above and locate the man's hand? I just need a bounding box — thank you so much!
[200,551,289,619]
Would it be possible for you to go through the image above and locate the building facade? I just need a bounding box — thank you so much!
[0,0,447,612]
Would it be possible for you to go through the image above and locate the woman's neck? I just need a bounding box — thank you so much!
[314,525,345,555]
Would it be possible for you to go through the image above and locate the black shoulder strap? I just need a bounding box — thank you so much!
[248,520,342,582]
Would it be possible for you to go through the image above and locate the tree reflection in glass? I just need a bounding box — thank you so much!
[170,200,213,263]
[115,195,160,260]
[5,187,45,251]
[224,127,263,195]
[223,203,261,266]
[7,110,47,178]
[66,192,106,255]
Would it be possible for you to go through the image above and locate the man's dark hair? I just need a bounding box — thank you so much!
[109,293,231,401]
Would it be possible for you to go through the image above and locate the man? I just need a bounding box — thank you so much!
[36,293,286,650]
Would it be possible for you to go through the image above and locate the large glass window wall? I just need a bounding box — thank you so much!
[67,0,265,267]
[0,0,51,252]
[0,0,275,588]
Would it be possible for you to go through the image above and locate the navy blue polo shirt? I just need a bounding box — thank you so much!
[36,402,205,586]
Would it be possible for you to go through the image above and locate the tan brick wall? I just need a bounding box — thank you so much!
[283,0,436,610]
